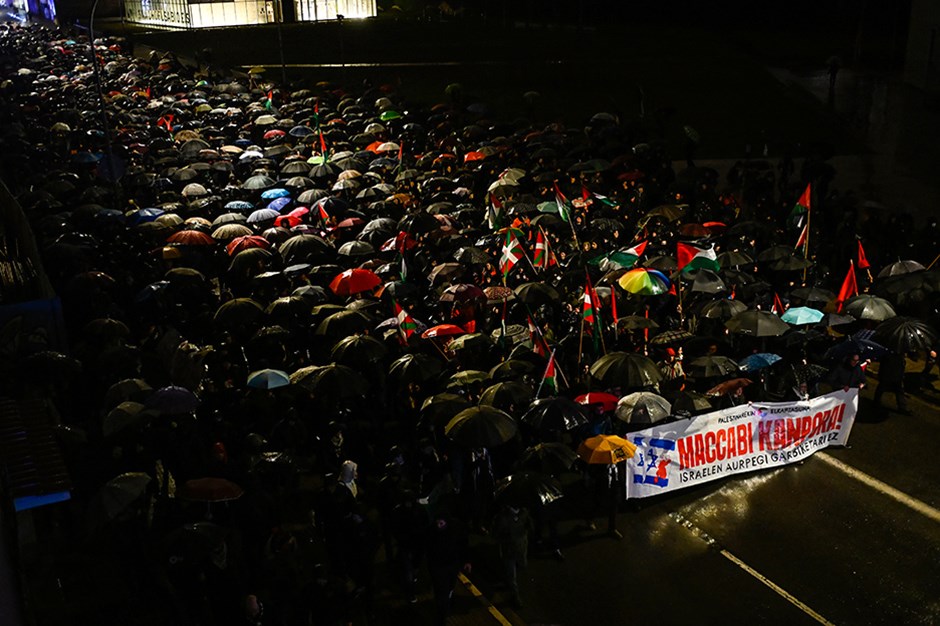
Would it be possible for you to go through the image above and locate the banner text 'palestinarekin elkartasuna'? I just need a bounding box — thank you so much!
[624,389,858,498]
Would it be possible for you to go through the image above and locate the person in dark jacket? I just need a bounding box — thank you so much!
[425,512,471,626]
[827,354,867,391]
[874,351,911,414]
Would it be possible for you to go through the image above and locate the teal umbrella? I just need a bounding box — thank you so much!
[781,306,824,325]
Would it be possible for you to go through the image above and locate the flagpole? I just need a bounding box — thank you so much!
[928,252,940,271]
[577,313,586,368]
[802,203,811,283]
[677,277,685,328]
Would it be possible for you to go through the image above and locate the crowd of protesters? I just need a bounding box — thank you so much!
[0,19,938,626]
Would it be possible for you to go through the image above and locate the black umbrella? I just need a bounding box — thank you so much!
[479,381,535,413]
[518,442,579,474]
[873,317,938,353]
[687,355,741,378]
[725,310,789,337]
[314,310,372,338]
[790,286,836,306]
[589,352,663,390]
[514,282,561,306]
[520,397,590,433]
[842,295,896,322]
[420,393,472,430]
[445,405,518,447]
[494,472,564,508]
[388,353,444,385]
[670,391,713,417]
[330,334,389,367]
[699,299,747,320]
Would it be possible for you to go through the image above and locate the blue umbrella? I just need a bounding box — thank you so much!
[781,306,824,325]
[128,207,164,225]
[145,386,200,414]
[261,187,291,200]
[247,208,281,224]
[224,200,254,212]
[267,196,292,212]
[247,369,291,390]
[738,352,783,372]
[825,337,888,362]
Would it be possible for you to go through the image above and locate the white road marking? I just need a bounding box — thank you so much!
[816,452,940,524]
[672,512,835,626]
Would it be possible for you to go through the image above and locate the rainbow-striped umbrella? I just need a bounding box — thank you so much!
[617,268,671,296]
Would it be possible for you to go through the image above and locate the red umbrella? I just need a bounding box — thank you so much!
[422,324,466,339]
[166,230,214,246]
[226,235,270,256]
[574,391,620,412]
[263,129,286,140]
[274,215,302,228]
[329,268,381,296]
[289,206,310,219]
[336,217,365,229]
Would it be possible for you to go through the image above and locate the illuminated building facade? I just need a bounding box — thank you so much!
[122,0,374,28]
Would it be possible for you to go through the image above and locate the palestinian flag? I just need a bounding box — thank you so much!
[593,241,648,271]
[676,242,720,272]
[500,229,525,280]
[541,351,558,394]
[487,194,504,230]
[553,182,572,223]
[394,300,417,342]
[789,183,811,226]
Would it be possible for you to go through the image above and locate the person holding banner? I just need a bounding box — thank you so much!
[827,353,867,392]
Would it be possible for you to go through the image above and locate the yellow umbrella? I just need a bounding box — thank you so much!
[578,434,637,464]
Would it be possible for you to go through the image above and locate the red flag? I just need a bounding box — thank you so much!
[835,261,858,312]
[857,240,870,269]
[319,131,328,157]
[398,140,404,163]
[581,185,591,203]
[772,293,786,315]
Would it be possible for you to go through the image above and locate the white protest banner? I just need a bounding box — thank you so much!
[624,389,858,498]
